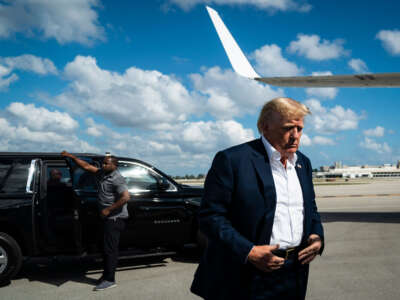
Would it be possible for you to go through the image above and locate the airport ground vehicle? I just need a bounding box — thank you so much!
[0,152,203,283]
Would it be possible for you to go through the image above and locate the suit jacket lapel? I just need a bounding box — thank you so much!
[250,139,277,244]
[295,155,306,193]
[250,139,276,210]
[295,154,311,243]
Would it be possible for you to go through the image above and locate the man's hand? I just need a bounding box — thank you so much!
[100,191,129,218]
[247,244,284,272]
[61,150,72,158]
[101,207,111,218]
[298,234,322,264]
[61,150,99,173]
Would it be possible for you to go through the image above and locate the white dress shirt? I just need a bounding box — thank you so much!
[262,136,304,249]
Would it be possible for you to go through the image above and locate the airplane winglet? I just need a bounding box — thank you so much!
[206,6,260,79]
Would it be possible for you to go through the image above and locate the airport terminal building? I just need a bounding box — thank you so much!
[315,161,400,179]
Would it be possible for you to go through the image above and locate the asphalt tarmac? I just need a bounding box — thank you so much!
[1,179,399,300]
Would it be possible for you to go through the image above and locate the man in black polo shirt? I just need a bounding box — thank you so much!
[61,151,130,291]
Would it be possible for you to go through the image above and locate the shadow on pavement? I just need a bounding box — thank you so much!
[321,212,400,223]
[13,256,168,287]
[172,248,201,264]
[0,280,11,287]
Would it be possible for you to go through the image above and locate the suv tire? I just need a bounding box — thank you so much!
[0,232,23,283]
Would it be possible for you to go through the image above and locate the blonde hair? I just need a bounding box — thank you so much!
[257,97,310,133]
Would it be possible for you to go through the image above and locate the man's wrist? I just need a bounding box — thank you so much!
[309,236,321,243]
[245,246,255,263]
[64,153,74,159]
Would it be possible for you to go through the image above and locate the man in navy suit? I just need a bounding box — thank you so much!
[191,97,324,300]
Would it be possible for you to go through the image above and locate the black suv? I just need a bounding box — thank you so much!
[0,152,203,283]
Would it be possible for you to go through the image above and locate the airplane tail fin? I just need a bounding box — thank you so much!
[206,6,260,79]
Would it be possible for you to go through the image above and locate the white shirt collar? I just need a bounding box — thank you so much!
[261,135,297,166]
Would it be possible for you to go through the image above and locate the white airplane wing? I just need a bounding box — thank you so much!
[256,73,400,87]
[206,6,259,79]
[206,6,400,88]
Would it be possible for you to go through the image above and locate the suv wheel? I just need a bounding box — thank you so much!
[0,232,22,283]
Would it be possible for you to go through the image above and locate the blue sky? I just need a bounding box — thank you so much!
[0,0,399,175]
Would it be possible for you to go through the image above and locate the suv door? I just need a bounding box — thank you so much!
[66,157,101,251]
[38,160,82,254]
[118,161,192,249]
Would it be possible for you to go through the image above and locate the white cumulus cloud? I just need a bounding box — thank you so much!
[166,0,311,12]
[313,136,335,145]
[86,118,103,137]
[364,126,385,137]
[305,71,338,99]
[179,120,254,153]
[305,99,364,133]
[54,55,200,130]
[190,66,283,119]
[1,54,57,75]
[360,137,391,154]
[287,34,347,60]
[300,133,335,147]
[301,133,312,146]
[0,115,97,153]
[0,65,18,91]
[82,118,255,174]
[0,54,57,90]
[348,58,368,73]
[376,30,400,55]
[252,44,303,76]
[0,0,105,45]
[6,102,79,132]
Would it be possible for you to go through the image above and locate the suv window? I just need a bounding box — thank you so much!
[70,158,100,192]
[46,166,72,187]
[0,160,31,194]
[73,168,97,192]
[118,161,176,193]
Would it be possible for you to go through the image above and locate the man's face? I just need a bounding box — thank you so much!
[50,169,62,181]
[262,111,304,159]
[102,158,117,173]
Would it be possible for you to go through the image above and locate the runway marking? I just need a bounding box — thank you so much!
[320,205,400,211]
[317,193,400,199]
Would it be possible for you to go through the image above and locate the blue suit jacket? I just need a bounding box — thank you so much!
[191,138,324,300]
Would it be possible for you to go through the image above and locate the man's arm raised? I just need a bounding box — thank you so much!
[61,151,99,174]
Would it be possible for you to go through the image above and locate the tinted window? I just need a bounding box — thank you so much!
[70,158,99,192]
[47,166,72,187]
[73,168,97,192]
[0,160,31,194]
[118,162,175,193]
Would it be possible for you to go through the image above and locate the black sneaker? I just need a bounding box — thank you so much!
[93,280,117,291]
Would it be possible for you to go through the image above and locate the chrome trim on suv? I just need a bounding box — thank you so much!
[26,159,38,193]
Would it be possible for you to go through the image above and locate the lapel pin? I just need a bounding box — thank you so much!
[297,164,302,168]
